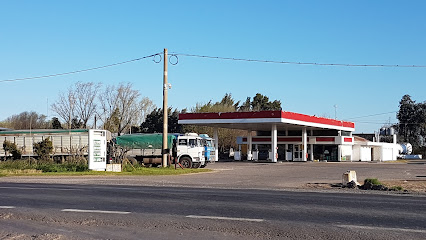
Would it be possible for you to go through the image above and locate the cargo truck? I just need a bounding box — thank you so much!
[114,133,206,168]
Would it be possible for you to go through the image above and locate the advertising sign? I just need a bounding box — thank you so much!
[88,130,107,171]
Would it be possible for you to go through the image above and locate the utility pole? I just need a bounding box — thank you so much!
[334,104,338,120]
[162,48,168,167]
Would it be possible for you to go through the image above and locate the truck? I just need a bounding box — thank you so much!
[0,129,110,170]
[199,134,216,164]
[114,133,206,168]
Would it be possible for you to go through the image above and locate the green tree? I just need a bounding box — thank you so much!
[33,137,53,160]
[51,117,63,129]
[2,140,22,159]
[71,118,83,129]
[138,108,184,133]
[250,93,282,111]
[397,95,426,152]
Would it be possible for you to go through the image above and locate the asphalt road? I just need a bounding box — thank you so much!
[0,182,425,240]
[1,161,424,190]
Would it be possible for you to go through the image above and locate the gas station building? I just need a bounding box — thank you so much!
[178,111,356,162]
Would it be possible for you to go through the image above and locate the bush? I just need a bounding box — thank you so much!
[33,138,53,160]
[36,163,88,172]
[0,159,35,170]
[2,140,22,159]
[364,178,382,185]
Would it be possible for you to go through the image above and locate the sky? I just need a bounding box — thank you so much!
[1,0,425,133]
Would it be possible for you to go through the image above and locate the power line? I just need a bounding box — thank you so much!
[173,52,426,68]
[344,111,397,120]
[0,52,162,83]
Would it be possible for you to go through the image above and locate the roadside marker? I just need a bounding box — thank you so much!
[186,215,264,222]
[61,209,131,214]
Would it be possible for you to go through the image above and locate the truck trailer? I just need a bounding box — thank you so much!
[0,129,110,170]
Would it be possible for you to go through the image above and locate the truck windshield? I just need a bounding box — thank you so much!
[206,140,213,147]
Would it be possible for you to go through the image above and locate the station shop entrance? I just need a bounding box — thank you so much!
[245,144,339,162]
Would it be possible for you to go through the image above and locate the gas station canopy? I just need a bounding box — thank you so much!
[179,110,354,132]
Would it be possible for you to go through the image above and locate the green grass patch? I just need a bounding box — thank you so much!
[364,178,383,185]
[0,160,211,176]
[388,185,404,191]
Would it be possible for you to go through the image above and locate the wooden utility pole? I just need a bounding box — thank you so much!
[162,48,168,167]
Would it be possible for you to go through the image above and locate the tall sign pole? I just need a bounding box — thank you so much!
[162,48,168,167]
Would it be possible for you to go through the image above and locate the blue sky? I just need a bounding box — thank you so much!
[1,1,425,133]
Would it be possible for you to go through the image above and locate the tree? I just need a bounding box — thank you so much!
[33,138,53,160]
[51,82,101,129]
[250,93,282,111]
[397,95,426,152]
[73,82,101,128]
[138,108,183,133]
[98,83,155,135]
[71,118,83,129]
[0,111,49,130]
[51,117,63,129]
[2,140,21,159]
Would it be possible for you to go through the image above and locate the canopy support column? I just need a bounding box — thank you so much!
[302,128,307,161]
[247,130,253,160]
[214,127,219,162]
[272,124,278,162]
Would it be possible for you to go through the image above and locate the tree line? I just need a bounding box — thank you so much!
[0,81,282,151]
[2,81,425,155]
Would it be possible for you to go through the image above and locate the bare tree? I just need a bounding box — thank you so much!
[99,83,154,136]
[1,111,49,130]
[51,89,75,128]
[138,97,156,124]
[74,82,101,128]
[51,82,100,129]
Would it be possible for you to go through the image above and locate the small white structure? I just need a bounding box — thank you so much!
[352,136,400,161]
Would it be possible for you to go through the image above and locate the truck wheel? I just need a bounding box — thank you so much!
[192,163,201,168]
[200,162,208,168]
[180,157,192,168]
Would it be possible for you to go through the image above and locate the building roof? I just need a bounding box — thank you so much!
[179,110,355,132]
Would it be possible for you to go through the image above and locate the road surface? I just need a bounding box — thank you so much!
[0,182,425,239]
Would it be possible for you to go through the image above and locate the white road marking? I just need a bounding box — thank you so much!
[0,186,79,191]
[0,206,16,209]
[186,215,264,222]
[337,224,426,234]
[61,209,131,214]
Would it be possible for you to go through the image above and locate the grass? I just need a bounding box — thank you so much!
[0,159,211,177]
[364,178,383,185]
[389,185,404,191]
[363,178,405,191]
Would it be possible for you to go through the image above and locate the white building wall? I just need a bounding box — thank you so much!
[352,145,360,161]
[360,146,372,161]
[341,145,353,161]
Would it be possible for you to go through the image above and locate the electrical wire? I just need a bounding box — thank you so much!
[0,52,162,83]
[344,111,398,120]
[173,52,426,68]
